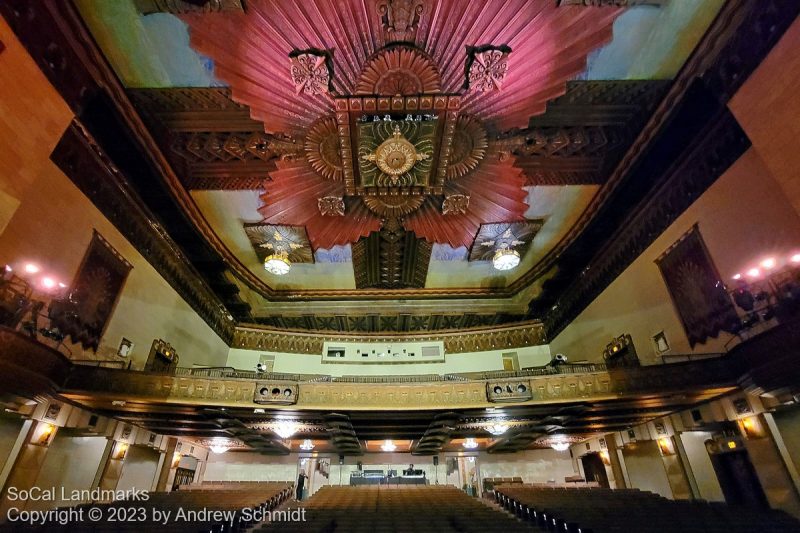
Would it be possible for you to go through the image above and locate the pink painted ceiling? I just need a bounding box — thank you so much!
[183,0,620,134]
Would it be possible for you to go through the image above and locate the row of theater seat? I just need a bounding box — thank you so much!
[0,482,292,532]
[495,484,800,533]
[256,485,529,532]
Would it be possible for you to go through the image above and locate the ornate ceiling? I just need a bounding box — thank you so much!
[55,0,751,336]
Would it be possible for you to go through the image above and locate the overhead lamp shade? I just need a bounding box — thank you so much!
[492,248,520,271]
[264,251,291,275]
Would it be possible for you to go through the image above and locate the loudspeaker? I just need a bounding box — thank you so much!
[357,461,363,471]
[339,455,344,465]
[433,456,439,466]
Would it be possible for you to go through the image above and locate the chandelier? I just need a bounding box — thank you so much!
[381,439,397,452]
[208,438,231,454]
[273,420,299,439]
[463,438,478,450]
[492,248,520,271]
[485,423,509,436]
[549,436,570,452]
[299,439,315,451]
[264,250,291,275]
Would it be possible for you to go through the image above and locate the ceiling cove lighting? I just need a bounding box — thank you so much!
[273,420,299,439]
[463,438,478,450]
[492,248,520,271]
[264,250,291,275]
[381,439,397,452]
[299,439,315,451]
[209,438,231,454]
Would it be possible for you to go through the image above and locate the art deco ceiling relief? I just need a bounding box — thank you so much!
[170,0,628,297]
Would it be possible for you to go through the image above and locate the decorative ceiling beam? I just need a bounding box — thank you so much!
[352,222,432,290]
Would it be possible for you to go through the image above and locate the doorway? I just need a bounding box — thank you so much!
[707,444,768,508]
[581,452,610,488]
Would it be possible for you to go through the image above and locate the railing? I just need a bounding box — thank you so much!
[331,374,467,384]
[659,352,725,365]
[71,359,129,369]
[172,366,326,382]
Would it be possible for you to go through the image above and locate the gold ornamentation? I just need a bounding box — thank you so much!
[442,194,470,215]
[362,195,425,218]
[318,196,346,216]
[305,117,343,180]
[361,125,429,180]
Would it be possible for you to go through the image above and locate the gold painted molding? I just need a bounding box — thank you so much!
[61,358,737,411]
[232,321,547,354]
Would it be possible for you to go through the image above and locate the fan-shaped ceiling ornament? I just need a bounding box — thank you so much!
[305,117,343,181]
[362,194,425,218]
[447,115,488,180]
[182,0,623,254]
[355,46,442,96]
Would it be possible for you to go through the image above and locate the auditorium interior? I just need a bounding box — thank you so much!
[1,0,800,531]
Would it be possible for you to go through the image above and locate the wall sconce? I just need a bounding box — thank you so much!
[739,417,763,438]
[32,423,56,445]
[172,452,182,468]
[113,441,129,460]
[657,437,675,456]
[599,450,611,465]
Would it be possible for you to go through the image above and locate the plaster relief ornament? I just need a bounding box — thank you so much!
[442,194,470,215]
[466,46,511,92]
[289,51,332,95]
[361,125,429,183]
[377,0,425,43]
[318,196,346,216]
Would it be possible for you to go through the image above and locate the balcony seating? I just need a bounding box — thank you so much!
[0,483,292,532]
[255,485,526,532]
[495,484,800,533]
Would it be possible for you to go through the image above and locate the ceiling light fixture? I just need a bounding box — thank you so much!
[549,436,570,452]
[760,257,776,269]
[209,438,231,454]
[485,423,508,436]
[492,248,520,271]
[299,439,315,451]
[791,253,800,264]
[264,250,291,275]
[463,438,478,450]
[273,420,298,439]
[24,264,40,274]
[746,268,761,278]
[381,439,397,452]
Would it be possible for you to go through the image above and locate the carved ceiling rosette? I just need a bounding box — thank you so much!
[446,115,488,180]
[318,196,346,216]
[442,194,470,215]
[465,45,512,92]
[356,46,442,95]
[358,120,435,188]
[305,117,343,181]
[289,49,333,96]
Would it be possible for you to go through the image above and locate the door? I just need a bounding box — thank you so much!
[581,452,610,488]
[708,447,768,508]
